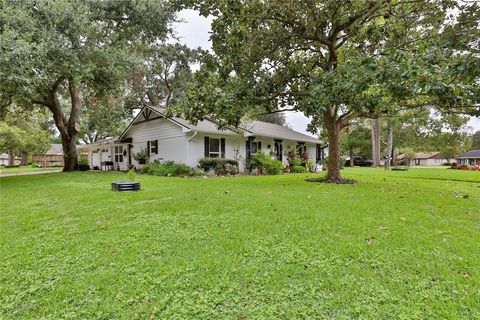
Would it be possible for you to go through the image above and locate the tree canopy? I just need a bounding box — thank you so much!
[176,0,479,181]
[0,0,176,170]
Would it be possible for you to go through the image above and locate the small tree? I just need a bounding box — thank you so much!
[402,148,416,167]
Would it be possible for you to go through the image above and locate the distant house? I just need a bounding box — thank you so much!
[396,152,450,166]
[456,150,480,166]
[82,106,328,171]
[0,153,21,166]
[32,144,64,168]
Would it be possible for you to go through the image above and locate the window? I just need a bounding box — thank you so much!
[415,159,420,165]
[209,138,220,158]
[148,140,158,155]
[114,146,123,163]
[251,141,261,154]
[204,137,225,158]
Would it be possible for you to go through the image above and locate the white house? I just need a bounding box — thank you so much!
[396,152,450,166]
[82,106,328,172]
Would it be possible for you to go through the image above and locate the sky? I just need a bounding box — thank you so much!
[174,9,480,136]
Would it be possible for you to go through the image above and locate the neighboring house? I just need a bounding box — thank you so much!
[0,153,21,166]
[456,150,480,166]
[32,144,64,168]
[83,106,328,171]
[396,152,450,166]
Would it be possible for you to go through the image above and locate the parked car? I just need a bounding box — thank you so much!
[345,156,373,167]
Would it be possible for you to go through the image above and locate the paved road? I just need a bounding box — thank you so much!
[0,170,62,177]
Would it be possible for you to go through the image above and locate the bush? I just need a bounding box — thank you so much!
[442,162,452,166]
[292,165,306,173]
[248,152,283,175]
[198,157,238,175]
[77,158,90,171]
[142,161,203,177]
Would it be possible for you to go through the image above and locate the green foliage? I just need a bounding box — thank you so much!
[0,0,177,170]
[127,169,137,181]
[254,113,286,126]
[198,158,238,175]
[177,0,478,180]
[291,165,306,174]
[401,148,416,167]
[141,161,202,177]
[248,152,282,175]
[77,158,89,166]
[472,131,480,150]
[132,149,149,161]
[342,120,372,159]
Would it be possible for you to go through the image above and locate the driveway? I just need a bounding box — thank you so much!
[0,170,62,178]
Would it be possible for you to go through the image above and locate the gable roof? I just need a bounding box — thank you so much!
[457,150,480,158]
[120,106,323,144]
[119,106,241,138]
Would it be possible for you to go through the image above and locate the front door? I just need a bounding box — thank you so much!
[114,145,126,171]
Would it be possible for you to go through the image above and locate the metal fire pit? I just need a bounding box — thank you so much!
[111,181,141,192]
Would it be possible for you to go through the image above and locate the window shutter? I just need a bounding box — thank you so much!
[220,138,225,158]
[204,137,210,157]
[258,141,262,152]
[147,141,150,155]
[246,140,250,161]
[155,140,159,154]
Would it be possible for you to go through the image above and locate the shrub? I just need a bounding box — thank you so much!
[132,149,149,163]
[141,161,202,177]
[77,158,90,171]
[198,157,238,175]
[292,165,306,173]
[248,152,283,175]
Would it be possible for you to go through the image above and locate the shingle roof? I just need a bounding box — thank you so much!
[396,152,441,160]
[457,150,480,158]
[148,106,322,143]
[241,121,321,144]
[43,144,63,155]
[149,106,241,136]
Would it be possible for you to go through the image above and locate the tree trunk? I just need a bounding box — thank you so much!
[371,118,381,167]
[21,152,28,166]
[8,149,15,166]
[385,119,393,168]
[45,77,80,172]
[62,132,78,171]
[349,147,354,167]
[324,110,342,181]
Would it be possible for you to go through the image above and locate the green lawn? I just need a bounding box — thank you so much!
[0,165,61,174]
[1,168,479,319]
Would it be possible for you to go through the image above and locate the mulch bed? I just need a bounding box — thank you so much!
[305,177,358,184]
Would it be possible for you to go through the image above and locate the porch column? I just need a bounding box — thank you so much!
[246,136,255,162]
[316,144,321,163]
[274,139,283,161]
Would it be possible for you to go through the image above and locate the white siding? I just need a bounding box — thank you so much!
[125,118,190,166]
[188,133,245,170]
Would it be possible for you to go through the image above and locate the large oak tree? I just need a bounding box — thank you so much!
[0,0,176,171]
[177,0,478,181]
